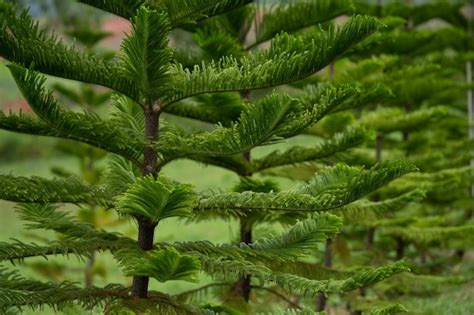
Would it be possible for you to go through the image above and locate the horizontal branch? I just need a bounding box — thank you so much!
[162,16,383,105]
[0,175,109,205]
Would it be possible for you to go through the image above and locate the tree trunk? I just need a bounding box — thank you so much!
[367,132,384,249]
[234,149,253,301]
[234,217,253,302]
[132,109,160,299]
[467,60,474,198]
[316,238,332,311]
[132,219,157,298]
[85,253,95,287]
[367,227,375,249]
[396,237,405,260]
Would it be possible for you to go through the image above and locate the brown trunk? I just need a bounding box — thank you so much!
[132,109,160,299]
[376,0,382,17]
[367,133,383,249]
[234,148,253,301]
[233,89,254,302]
[234,217,253,302]
[85,253,95,287]
[367,227,375,248]
[420,251,427,265]
[316,239,332,311]
[396,237,405,260]
[132,219,157,298]
[375,132,383,162]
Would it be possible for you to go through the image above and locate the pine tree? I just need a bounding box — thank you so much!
[264,1,474,313]
[0,1,426,313]
[276,1,474,313]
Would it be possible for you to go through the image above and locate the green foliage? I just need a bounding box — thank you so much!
[252,127,370,172]
[115,175,195,222]
[121,6,172,104]
[267,262,409,296]
[233,177,280,194]
[195,161,417,216]
[164,92,244,125]
[78,0,253,27]
[102,154,141,196]
[254,0,355,46]
[163,16,382,105]
[0,4,138,100]
[351,26,469,58]
[64,28,112,49]
[358,106,449,134]
[170,214,341,264]
[53,83,112,108]
[337,189,426,224]
[15,204,122,242]
[193,28,245,60]
[7,64,143,162]
[2,0,469,313]
[247,215,342,260]
[257,308,324,315]
[121,247,201,283]
[158,84,369,165]
[377,273,471,297]
[366,304,407,315]
[0,268,129,313]
[356,0,468,28]
[0,175,108,204]
[192,254,408,297]
[297,161,417,201]
[158,93,297,161]
[0,238,114,263]
[381,225,474,245]
[0,268,198,314]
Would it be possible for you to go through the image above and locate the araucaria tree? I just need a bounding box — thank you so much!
[0,1,420,313]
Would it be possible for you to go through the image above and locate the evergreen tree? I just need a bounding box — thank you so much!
[0,0,436,313]
[269,1,474,313]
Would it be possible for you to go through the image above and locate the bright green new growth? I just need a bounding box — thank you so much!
[115,176,195,222]
[121,247,201,283]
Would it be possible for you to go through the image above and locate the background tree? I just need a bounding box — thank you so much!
[269,1,474,313]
